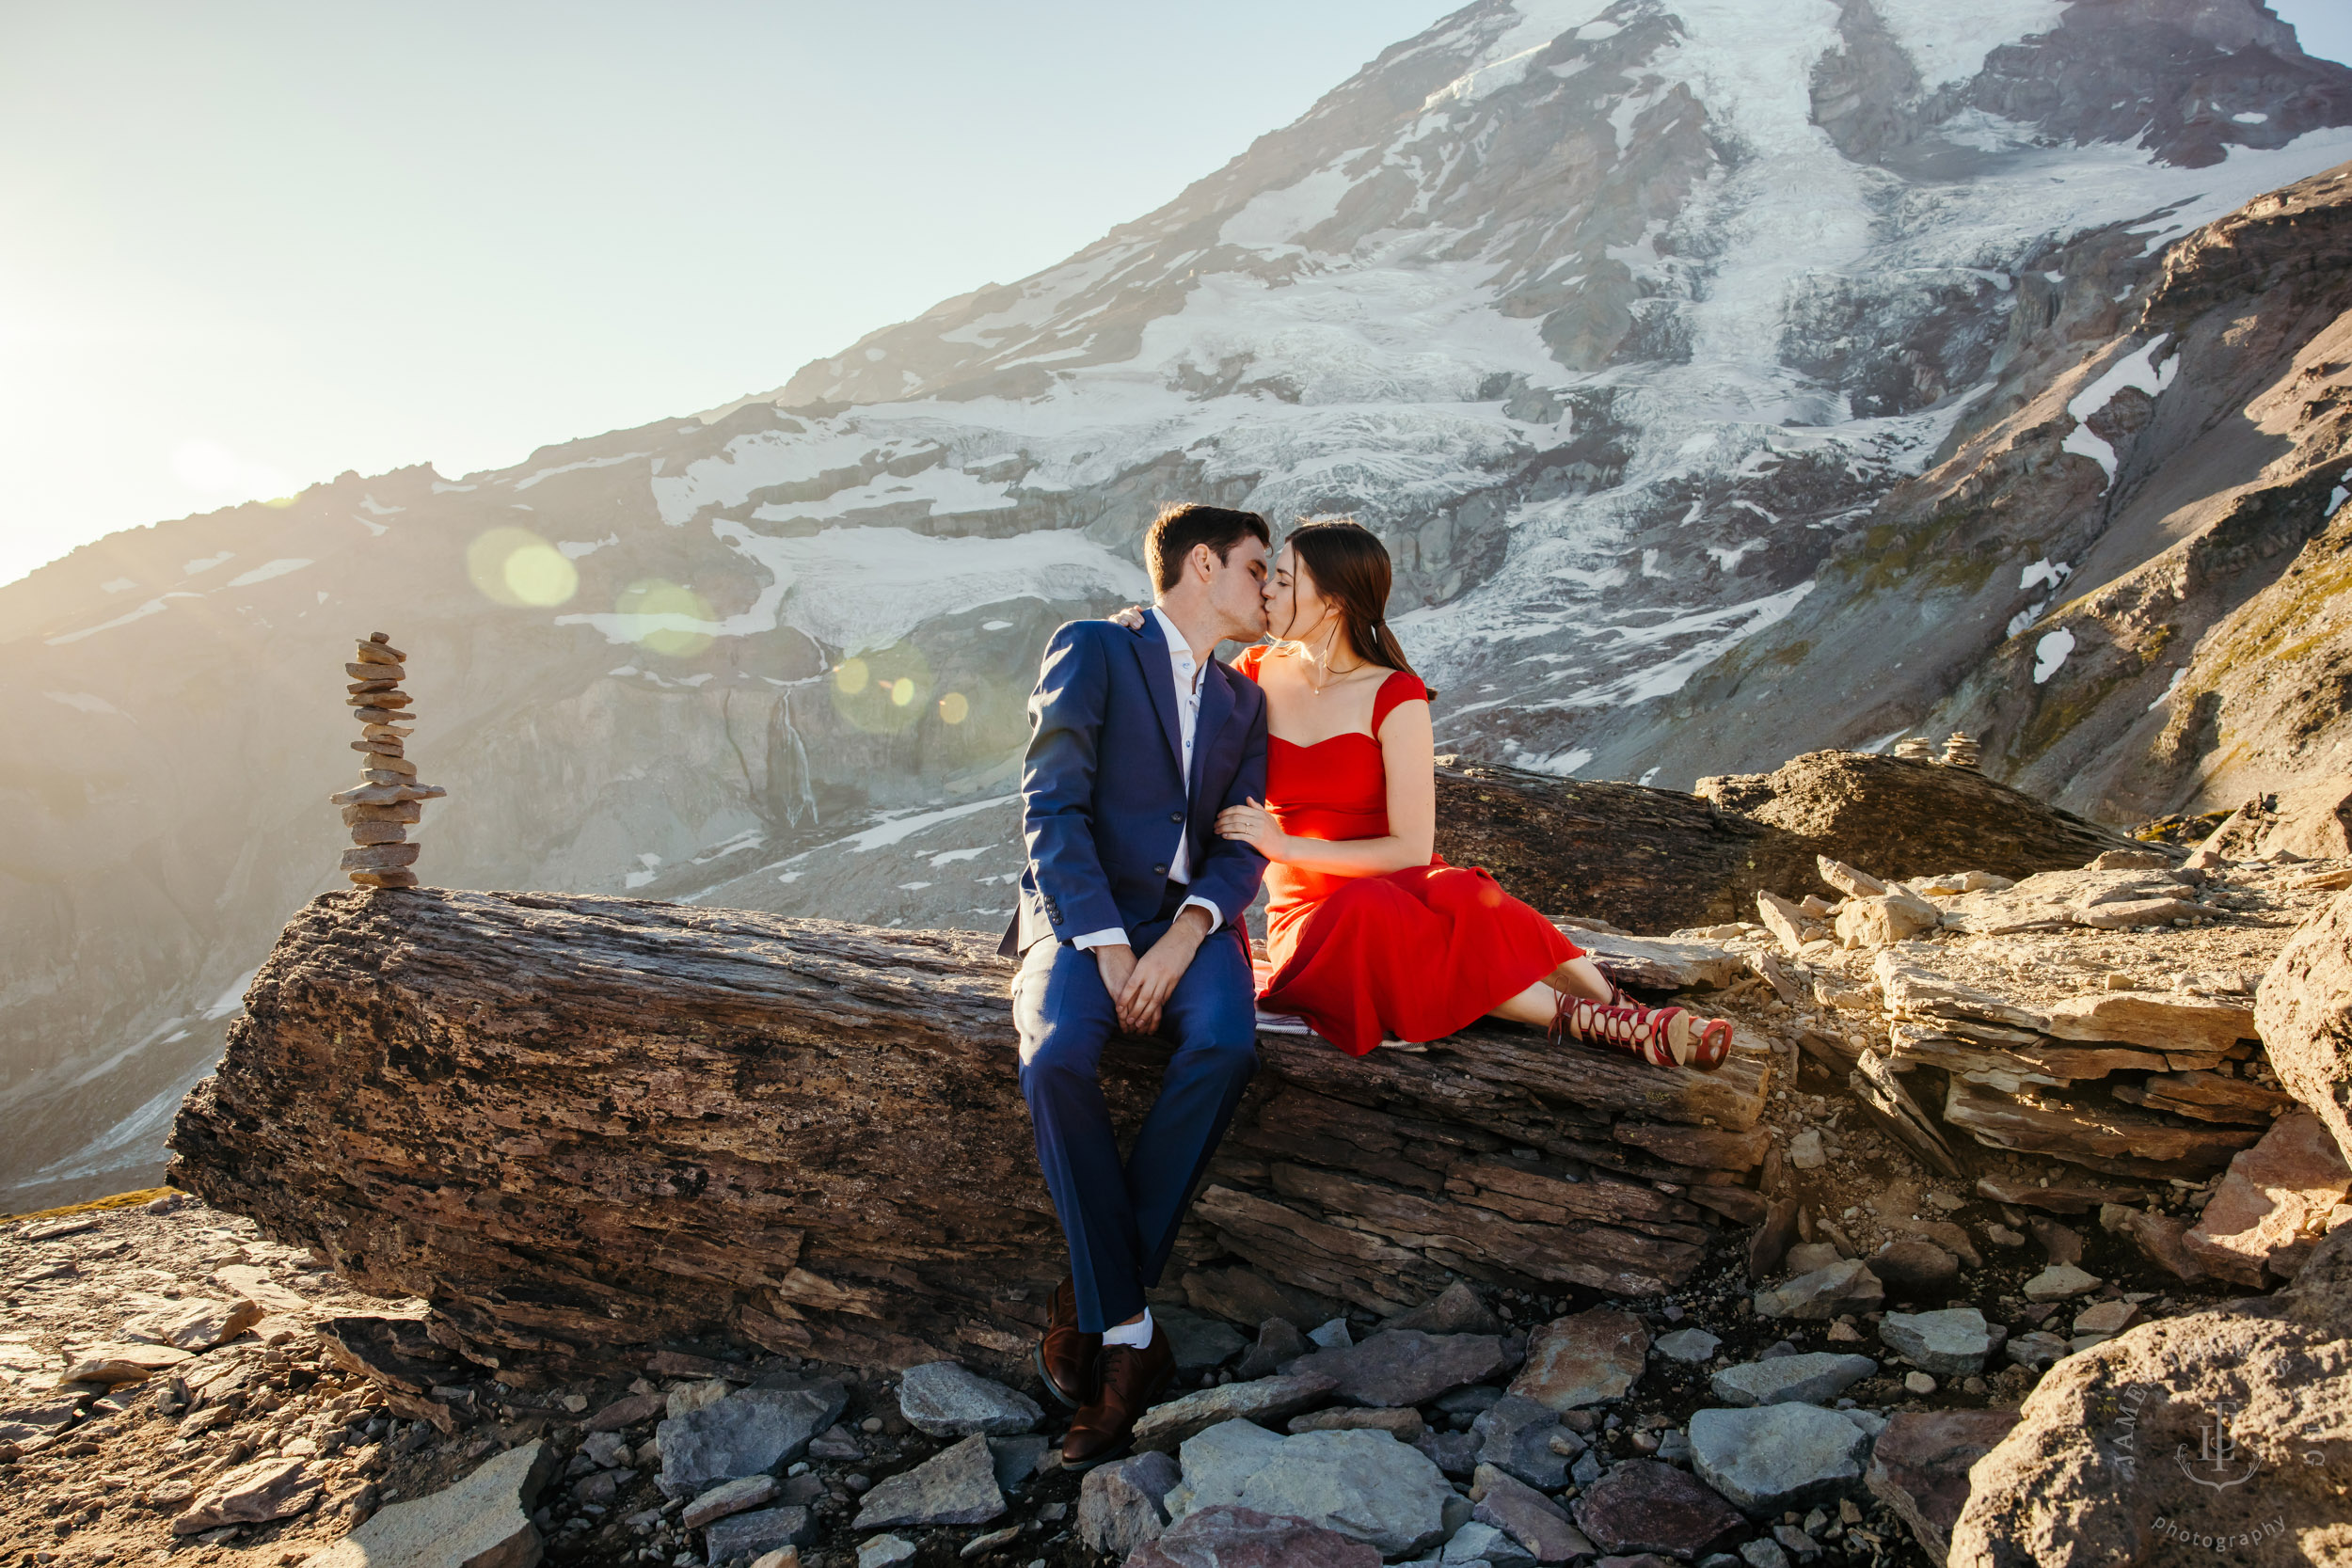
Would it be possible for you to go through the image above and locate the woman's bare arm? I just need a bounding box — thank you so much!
[1216,699,1436,877]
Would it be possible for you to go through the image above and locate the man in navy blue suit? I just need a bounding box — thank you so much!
[1002,502,1273,1466]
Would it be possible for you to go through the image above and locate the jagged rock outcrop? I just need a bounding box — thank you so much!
[167,890,1772,1378]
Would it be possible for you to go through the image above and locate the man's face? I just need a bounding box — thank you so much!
[1206,535,1271,641]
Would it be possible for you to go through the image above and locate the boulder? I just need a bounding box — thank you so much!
[2182,1106,2352,1286]
[1753,1261,1883,1322]
[850,1433,1004,1530]
[135,1297,263,1352]
[1290,1330,1513,1409]
[1878,1309,2005,1377]
[1473,1464,1597,1563]
[2258,887,2352,1166]
[1569,1458,1743,1560]
[894,1361,1041,1438]
[1126,1503,1383,1568]
[1076,1450,1180,1558]
[1836,892,1940,949]
[1865,1412,2019,1568]
[1472,1394,1578,1489]
[2020,1264,2100,1302]
[1508,1310,1648,1411]
[1688,1404,1872,1517]
[704,1507,813,1562]
[1165,1418,1454,1558]
[657,1383,847,1499]
[63,1341,193,1385]
[296,1441,552,1568]
[1160,1307,1250,1372]
[2097,1205,2208,1281]
[1948,1226,2352,1567]
[2265,775,2352,860]
[1708,1353,1878,1407]
[1129,1371,1339,1453]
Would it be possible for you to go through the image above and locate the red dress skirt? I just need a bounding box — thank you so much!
[1234,646,1581,1057]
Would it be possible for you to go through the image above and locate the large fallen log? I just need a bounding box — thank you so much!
[167,890,1771,1383]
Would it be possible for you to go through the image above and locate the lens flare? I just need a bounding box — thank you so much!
[466,527,579,608]
[829,641,931,734]
[938,691,970,724]
[615,578,715,657]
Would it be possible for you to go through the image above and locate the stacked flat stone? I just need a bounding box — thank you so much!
[1893,736,1936,761]
[1941,731,1982,769]
[329,632,446,889]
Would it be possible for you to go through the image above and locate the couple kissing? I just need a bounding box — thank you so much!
[997,502,1737,1467]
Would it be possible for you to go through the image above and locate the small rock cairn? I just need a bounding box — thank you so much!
[1941,730,1982,769]
[1893,736,1935,761]
[329,632,446,889]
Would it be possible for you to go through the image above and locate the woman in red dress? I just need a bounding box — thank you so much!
[1207,521,1733,1069]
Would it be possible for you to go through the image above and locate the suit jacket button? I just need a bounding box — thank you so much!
[1170,812,1184,823]
[1153,864,1168,876]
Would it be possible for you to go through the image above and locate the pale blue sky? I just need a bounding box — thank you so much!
[2,1,2345,588]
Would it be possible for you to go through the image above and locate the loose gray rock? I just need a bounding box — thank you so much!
[704,1506,813,1562]
[1290,1329,1512,1408]
[1879,1308,2006,1376]
[1235,1316,1311,1380]
[856,1537,916,1568]
[1309,1318,1355,1351]
[172,1458,323,1535]
[1472,1463,1596,1562]
[895,1361,1041,1438]
[1753,1261,1883,1322]
[987,1433,1050,1494]
[1653,1328,1722,1364]
[1391,1282,1506,1337]
[1471,1394,1576,1489]
[852,1433,1005,1529]
[1416,1429,1480,1478]
[1709,1353,1878,1408]
[1128,1503,1383,1568]
[1166,1418,1454,1557]
[1444,1521,1534,1565]
[297,1440,553,1568]
[1130,1371,1338,1453]
[1508,1309,1648,1410]
[1160,1307,1250,1372]
[1076,1449,1180,1558]
[1689,1404,1872,1516]
[2022,1263,2102,1301]
[2005,1330,2071,1370]
[1866,1240,1960,1297]
[683,1474,779,1528]
[658,1383,847,1499]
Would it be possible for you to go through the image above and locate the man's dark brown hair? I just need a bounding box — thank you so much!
[1145,503,1271,594]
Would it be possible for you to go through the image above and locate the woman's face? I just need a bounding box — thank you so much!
[1266,545,1333,642]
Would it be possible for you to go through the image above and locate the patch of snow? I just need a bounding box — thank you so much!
[832,794,1017,854]
[1859,726,1911,754]
[99,577,135,594]
[559,534,619,559]
[929,847,993,866]
[43,690,121,715]
[354,515,389,537]
[202,966,263,1022]
[512,451,648,491]
[183,552,233,575]
[1873,0,2066,88]
[2032,626,2075,684]
[358,494,404,515]
[751,464,1018,525]
[898,881,934,891]
[2061,336,2175,484]
[2148,665,2186,711]
[981,620,1014,631]
[2018,558,2073,593]
[1219,157,1366,246]
[624,870,658,889]
[44,593,200,646]
[224,558,312,589]
[2233,111,2268,125]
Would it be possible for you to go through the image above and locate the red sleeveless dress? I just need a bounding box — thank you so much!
[1235,645,1582,1057]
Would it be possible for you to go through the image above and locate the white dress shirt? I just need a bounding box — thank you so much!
[1072,606,1226,951]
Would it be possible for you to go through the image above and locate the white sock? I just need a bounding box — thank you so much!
[1102,1307,1153,1349]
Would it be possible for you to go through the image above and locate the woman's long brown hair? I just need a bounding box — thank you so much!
[1285,519,1416,677]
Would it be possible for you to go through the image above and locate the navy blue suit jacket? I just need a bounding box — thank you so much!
[1000,614,1269,958]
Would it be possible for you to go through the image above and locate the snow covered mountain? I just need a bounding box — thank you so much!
[7,0,2352,1210]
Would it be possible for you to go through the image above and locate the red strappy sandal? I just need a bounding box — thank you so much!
[1549,988,1734,1072]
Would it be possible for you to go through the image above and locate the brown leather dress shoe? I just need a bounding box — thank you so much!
[1061,1321,1174,1469]
[1035,1276,1099,1410]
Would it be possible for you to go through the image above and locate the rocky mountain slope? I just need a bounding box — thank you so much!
[8,0,2352,1209]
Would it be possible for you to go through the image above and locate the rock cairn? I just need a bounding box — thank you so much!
[1893,737,1935,762]
[1940,731,1981,769]
[329,632,445,890]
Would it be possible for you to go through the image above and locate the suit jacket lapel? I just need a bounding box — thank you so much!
[1131,613,1185,777]
[1192,657,1235,803]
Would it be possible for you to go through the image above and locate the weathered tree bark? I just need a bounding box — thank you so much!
[1433,752,2137,936]
[168,890,1770,1384]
